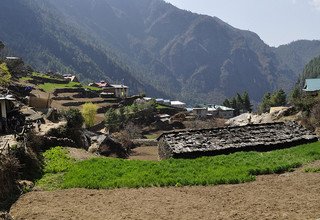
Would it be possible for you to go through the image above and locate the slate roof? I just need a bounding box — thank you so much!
[158,122,318,159]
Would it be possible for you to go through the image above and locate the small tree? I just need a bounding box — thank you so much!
[0,63,12,86]
[105,108,121,132]
[270,89,286,107]
[82,102,98,128]
[259,92,271,113]
[64,108,84,129]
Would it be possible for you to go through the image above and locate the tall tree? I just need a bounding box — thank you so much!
[270,89,286,107]
[242,91,252,112]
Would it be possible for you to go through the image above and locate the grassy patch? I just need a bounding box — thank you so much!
[38,81,81,92]
[83,85,102,91]
[155,104,174,110]
[37,142,320,190]
[305,167,320,173]
[145,133,161,139]
[20,76,33,82]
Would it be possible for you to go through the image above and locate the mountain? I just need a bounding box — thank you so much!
[300,55,320,84]
[274,40,320,77]
[0,0,165,97]
[1,0,319,104]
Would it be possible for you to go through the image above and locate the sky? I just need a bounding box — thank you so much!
[165,0,320,47]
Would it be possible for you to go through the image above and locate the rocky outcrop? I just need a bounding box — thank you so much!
[158,122,318,159]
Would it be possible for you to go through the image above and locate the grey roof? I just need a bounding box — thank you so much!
[158,122,318,159]
[303,78,320,92]
[110,84,128,89]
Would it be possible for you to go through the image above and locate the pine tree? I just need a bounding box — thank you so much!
[242,91,252,112]
[223,99,231,108]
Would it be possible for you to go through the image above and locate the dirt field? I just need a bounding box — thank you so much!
[129,146,159,161]
[10,163,320,220]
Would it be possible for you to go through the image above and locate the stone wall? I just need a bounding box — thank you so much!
[158,122,318,159]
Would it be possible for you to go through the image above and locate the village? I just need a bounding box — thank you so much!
[1,53,320,219]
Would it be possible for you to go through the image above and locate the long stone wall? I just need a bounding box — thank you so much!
[158,122,318,159]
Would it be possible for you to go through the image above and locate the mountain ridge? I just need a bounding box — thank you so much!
[1,0,320,104]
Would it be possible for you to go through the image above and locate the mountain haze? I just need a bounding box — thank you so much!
[1,0,320,104]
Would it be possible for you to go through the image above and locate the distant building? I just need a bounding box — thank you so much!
[156,98,164,103]
[143,97,153,102]
[92,80,129,98]
[303,78,320,92]
[171,101,186,109]
[110,84,129,98]
[95,80,110,88]
[208,105,234,119]
[63,74,79,83]
[192,107,208,118]
[190,105,234,119]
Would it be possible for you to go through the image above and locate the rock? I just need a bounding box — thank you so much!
[0,212,13,220]
[97,136,129,159]
[88,143,99,154]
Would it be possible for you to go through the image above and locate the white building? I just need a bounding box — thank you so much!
[171,101,186,109]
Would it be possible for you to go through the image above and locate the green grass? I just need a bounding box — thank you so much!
[38,81,82,92]
[305,167,320,173]
[37,142,320,190]
[145,133,161,139]
[83,85,103,91]
[155,104,174,110]
[20,76,33,82]
[32,72,56,79]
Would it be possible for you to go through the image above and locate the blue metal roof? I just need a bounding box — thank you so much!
[304,78,320,92]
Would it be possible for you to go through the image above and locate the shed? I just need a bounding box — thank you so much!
[157,122,318,159]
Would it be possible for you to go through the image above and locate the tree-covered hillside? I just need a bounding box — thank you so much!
[274,40,320,77]
[0,0,165,97]
[1,0,319,104]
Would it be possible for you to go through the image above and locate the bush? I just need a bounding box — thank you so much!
[64,108,84,129]
[81,103,98,128]
[0,63,12,86]
[0,154,20,210]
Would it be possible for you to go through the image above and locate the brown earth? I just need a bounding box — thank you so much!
[10,163,320,220]
[129,146,159,161]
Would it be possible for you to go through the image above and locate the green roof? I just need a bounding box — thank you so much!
[303,78,320,92]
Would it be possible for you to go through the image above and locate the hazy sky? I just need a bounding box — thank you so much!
[165,0,320,47]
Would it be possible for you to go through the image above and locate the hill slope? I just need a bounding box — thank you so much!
[0,0,165,97]
[1,0,319,104]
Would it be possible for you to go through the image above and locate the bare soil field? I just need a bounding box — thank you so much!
[129,146,159,161]
[10,162,320,220]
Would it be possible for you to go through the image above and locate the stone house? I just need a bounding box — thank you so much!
[157,122,318,159]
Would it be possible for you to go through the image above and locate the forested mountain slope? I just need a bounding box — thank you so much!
[0,0,164,96]
[1,0,319,104]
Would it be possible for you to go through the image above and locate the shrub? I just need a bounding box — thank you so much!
[81,103,98,128]
[0,154,20,210]
[0,63,12,86]
[64,108,84,129]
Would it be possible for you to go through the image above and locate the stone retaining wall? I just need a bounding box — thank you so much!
[158,122,318,159]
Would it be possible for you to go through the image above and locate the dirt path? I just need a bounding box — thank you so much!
[10,165,320,220]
